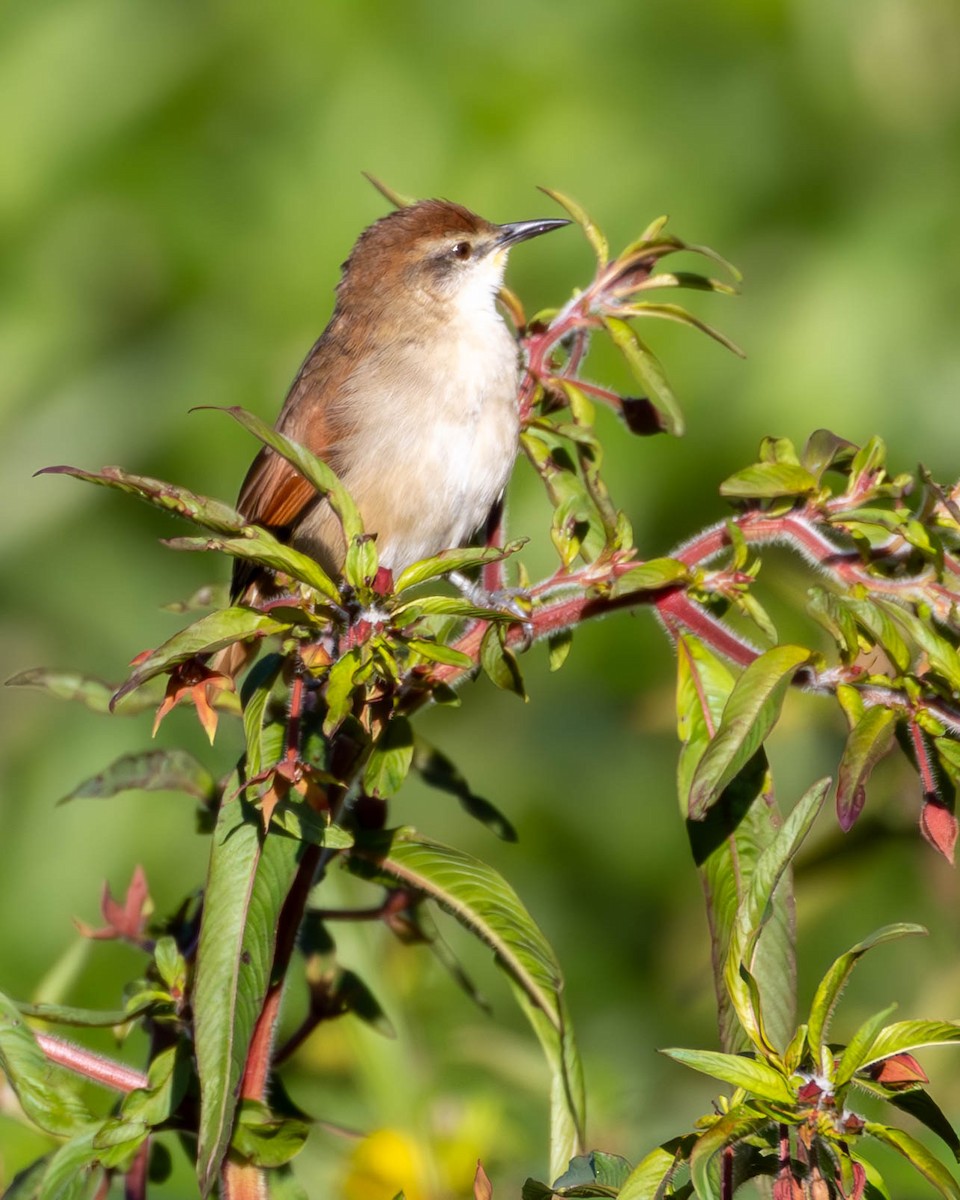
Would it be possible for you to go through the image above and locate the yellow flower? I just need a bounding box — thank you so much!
[342,1128,428,1200]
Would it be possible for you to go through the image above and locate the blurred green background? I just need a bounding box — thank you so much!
[2,1,960,1196]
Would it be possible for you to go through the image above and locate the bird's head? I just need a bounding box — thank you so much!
[337,199,568,317]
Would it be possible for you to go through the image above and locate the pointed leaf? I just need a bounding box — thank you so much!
[660,1047,793,1103]
[13,998,158,1028]
[611,558,690,598]
[394,542,524,593]
[688,1109,770,1200]
[603,317,685,436]
[724,778,829,1052]
[412,735,517,841]
[807,925,925,1061]
[363,716,415,799]
[617,1137,696,1200]
[113,608,291,705]
[538,186,607,266]
[864,1123,960,1199]
[836,706,898,831]
[835,1004,899,1088]
[202,406,362,542]
[193,790,304,1194]
[59,748,218,807]
[0,991,95,1137]
[163,530,340,603]
[689,646,812,819]
[36,465,245,534]
[6,668,155,715]
[361,172,414,209]
[36,1130,103,1200]
[348,828,585,1182]
[481,624,527,698]
[862,1020,960,1067]
[615,302,744,356]
[720,462,819,500]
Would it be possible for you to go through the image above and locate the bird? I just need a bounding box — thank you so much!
[230,198,569,605]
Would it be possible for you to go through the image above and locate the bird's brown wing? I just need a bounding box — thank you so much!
[231,359,348,599]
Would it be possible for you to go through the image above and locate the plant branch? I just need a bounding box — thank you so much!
[35,1032,149,1093]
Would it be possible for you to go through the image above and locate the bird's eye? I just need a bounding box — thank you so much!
[451,241,472,260]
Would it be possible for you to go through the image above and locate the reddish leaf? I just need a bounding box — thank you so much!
[839,1161,866,1200]
[76,866,151,943]
[474,1161,494,1200]
[869,1052,929,1087]
[151,660,234,745]
[920,798,957,863]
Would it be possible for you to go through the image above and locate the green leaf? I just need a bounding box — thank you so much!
[392,593,511,622]
[660,1047,793,1103]
[801,430,858,481]
[480,624,527,699]
[0,990,95,1137]
[807,925,926,1064]
[834,1004,898,1088]
[881,1087,960,1163]
[836,706,898,831]
[36,1130,104,1200]
[403,638,474,669]
[688,1109,770,1200]
[363,716,415,798]
[602,317,684,437]
[538,186,608,266]
[231,1099,309,1168]
[611,557,690,598]
[863,1020,960,1067]
[58,748,218,807]
[193,790,305,1194]
[241,654,285,781]
[270,803,354,848]
[547,629,574,673]
[877,601,960,690]
[688,645,812,820]
[164,529,340,603]
[37,464,246,535]
[323,648,362,736]
[553,1151,633,1191]
[617,1137,695,1200]
[5,667,154,715]
[348,828,585,1182]
[676,636,797,1053]
[90,1117,148,1170]
[13,998,158,1028]
[720,462,819,500]
[723,777,830,1053]
[2,1156,50,1200]
[343,532,380,590]
[615,302,744,357]
[864,1122,960,1199]
[850,435,887,483]
[393,541,524,593]
[412,735,517,841]
[121,1042,191,1127]
[205,405,362,542]
[113,607,292,704]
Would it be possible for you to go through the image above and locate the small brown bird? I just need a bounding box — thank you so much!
[232,199,568,601]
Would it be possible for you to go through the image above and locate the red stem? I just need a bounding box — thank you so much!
[35,1032,149,1093]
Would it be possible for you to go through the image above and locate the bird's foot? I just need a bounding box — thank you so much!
[449,571,533,632]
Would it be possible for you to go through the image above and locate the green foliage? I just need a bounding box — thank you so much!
[6,197,960,1200]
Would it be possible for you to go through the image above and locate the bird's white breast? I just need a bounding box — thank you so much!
[338,305,520,571]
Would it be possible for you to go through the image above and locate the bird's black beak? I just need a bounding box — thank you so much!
[496,218,570,248]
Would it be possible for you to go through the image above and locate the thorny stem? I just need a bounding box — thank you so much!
[402,504,960,729]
